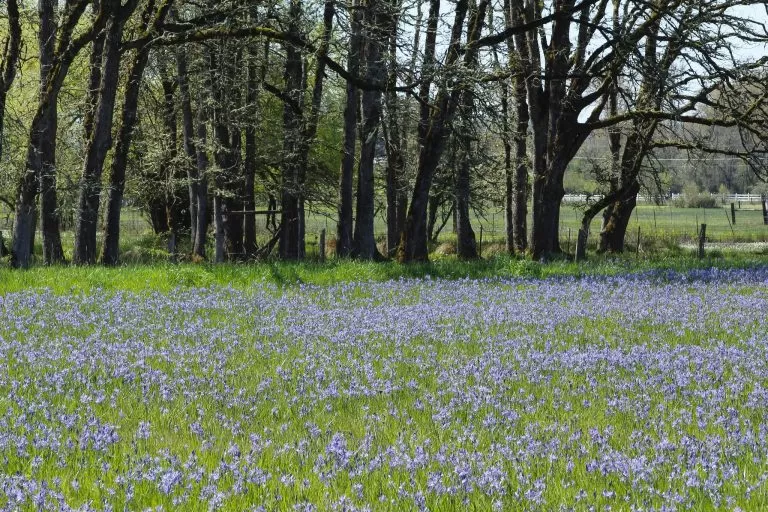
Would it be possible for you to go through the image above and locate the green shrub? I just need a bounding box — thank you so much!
[672,184,719,208]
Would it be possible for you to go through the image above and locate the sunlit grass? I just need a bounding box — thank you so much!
[0,251,766,294]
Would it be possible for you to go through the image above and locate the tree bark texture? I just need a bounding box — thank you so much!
[101,0,174,264]
[177,48,199,245]
[336,0,362,259]
[38,0,64,264]
[74,2,127,264]
[399,0,488,262]
[12,0,96,267]
[353,0,385,260]
[243,43,264,258]
[0,0,21,163]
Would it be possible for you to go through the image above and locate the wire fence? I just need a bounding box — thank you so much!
[1,201,767,258]
[303,202,768,257]
[562,193,767,204]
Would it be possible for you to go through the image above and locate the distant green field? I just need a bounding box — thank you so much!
[557,203,767,243]
[302,203,768,246]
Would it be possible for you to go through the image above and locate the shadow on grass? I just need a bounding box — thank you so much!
[0,250,766,294]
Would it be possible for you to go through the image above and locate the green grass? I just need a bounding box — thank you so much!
[556,203,768,244]
[1,202,766,278]
[0,252,766,295]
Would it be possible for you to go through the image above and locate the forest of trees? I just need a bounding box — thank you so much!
[0,0,766,267]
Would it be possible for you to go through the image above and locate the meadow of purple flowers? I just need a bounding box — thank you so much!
[1,267,767,511]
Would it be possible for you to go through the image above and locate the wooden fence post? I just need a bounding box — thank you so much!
[575,228,588,262]
[762,194,768,225]
[724,207,735,236]
[731,203,736,225]
[319,228,326,262]
[479,225,483,258]
[0,230,4,258]
[698,223,706,259]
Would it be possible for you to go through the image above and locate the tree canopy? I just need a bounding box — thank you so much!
[0,0,766,266]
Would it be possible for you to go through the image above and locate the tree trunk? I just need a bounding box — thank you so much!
[591,7,667,254]
[398,147,445,263]
[213,194,225,262]
[83,0,104,143]
[243,51,260,258]
[193,116,209,258]
[600,193,637,253]
[212,120,244,259]
[299,0,333,260]
[510,0,575,259]
[279,2,305,260]
[382,7,403,257]
[579,117,654,255]
[353,0,384,260]
[426,193,441,244]
[92,7,142,262]
[384,130,406,256]
[73,4,125,264]
[495,2,517,254]
[160,69,187,255]
[511,69,529,253]
[501,80,514,255]
[39,107,64,264]
[208,44,244,260]
[279,0,334,260]
[38,0,64,264]
[397,0,440,262]
[12,0,100,267]
[416,0,440,147]
[174,42,209,260]
[0,0,22,164]
[266,194,277,232]
[222,131,244,259]
[454,0,482,261]
[11,201,36,268]
[578,138,645,256]
[383,99,407,256]
[149,202,169,234]
[337,0,362,258]
[531,178,565,259]
[177,48,199,245]
[243,134,257,257]
[399,0,488,262]
[510,0,542,257]
[29,206,38,256]
[456,139,477,259]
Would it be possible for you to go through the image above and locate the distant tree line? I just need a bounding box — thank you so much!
[0,0,766,267]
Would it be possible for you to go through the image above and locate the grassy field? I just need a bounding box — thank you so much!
[303,202,768,240]
[1,265,768,510]
[2,202,767,264]
[0,252,766,294]
[558,203,767,243]
[300,203,768,250]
